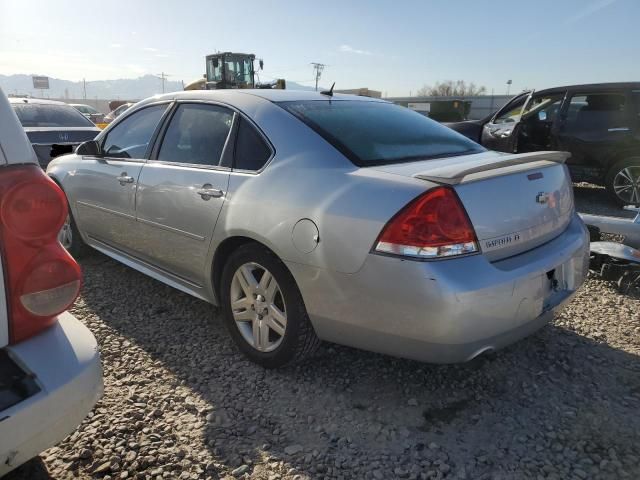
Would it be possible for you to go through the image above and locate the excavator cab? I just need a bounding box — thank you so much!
[205,52,257,89]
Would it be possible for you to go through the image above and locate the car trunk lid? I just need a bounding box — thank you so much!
[24,127,99,168]
[371,151,574,261]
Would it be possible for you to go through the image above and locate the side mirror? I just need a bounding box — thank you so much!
[259,59,264,70]
[76,140,101,156]
[538,111,547,121]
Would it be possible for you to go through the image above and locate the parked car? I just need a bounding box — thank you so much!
[447,82,640,205]
[47,90,589,368]
[10,98,100,169]
[0,88,103,476]
[104,102,135,124]
[70,103,105,124]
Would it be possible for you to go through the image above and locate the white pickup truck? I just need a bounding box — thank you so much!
[0,88,103,476]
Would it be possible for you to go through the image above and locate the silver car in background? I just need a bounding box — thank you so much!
[48,90,589,368]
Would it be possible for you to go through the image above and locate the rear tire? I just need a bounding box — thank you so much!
[605,157,640,206]
[220,243,320,368]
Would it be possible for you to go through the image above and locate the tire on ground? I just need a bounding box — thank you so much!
[605,157,640,206]
[220,242,320,368]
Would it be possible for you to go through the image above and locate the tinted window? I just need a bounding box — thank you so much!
[279,101,484,166]
[12,103,94,128]
[103,104,168,159]
[234,117,271,170]
[158,104,233,166]
[565,93,628,132]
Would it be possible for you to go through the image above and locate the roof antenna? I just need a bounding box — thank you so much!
[320,82,335,97]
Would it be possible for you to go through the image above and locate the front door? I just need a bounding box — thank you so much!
[133,102,235,285]
[68,103,169,252]
[480,92,531,152]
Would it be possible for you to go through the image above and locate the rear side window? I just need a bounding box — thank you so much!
[279,100,484,166]
[102,104,168,159]
[158,103,234,166]
[233,117,272,171]
[564,93,628,132]
[12,103,94,128]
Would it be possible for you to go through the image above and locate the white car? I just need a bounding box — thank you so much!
[0,88,103,476]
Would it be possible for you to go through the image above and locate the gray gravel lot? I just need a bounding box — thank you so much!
[7,184,640,480]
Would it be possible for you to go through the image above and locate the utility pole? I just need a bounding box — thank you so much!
[311,63,325,91]
[83,78,87,100]
[156,72,172,93]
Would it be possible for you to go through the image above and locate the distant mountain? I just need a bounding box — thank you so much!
[0,74,321,100]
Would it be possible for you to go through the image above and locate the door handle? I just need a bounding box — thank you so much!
[196,184,224,200]
[116,173,134,184]
[608,127,630,132]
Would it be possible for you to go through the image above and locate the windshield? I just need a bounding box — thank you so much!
[224,57,253,86]
[279,100,485,166]
[13,103,95,127]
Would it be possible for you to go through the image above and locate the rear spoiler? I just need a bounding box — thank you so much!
[413,151,570,185]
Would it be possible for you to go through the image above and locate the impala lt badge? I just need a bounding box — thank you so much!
[58,132,69,142]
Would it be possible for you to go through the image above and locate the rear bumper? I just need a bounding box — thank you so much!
[0,312,103,476]
[290,214,589,363]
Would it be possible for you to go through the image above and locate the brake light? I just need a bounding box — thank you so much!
[0,164,81,343]
[374,186,479,259]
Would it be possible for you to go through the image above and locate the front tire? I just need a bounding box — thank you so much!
[220,243,320,368]
[605,157,640,206]
[58,209,91,258]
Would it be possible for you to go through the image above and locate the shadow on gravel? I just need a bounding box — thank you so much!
[77,255,640,479]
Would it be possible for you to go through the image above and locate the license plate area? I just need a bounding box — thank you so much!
[542,263,573,312]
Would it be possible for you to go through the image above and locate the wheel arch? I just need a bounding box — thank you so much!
[212,236,282,303]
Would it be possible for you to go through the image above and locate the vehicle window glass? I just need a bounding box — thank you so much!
[493,97,527,124]
[234,117,271,171]
[158,103,233,166]
[564,93,628,132]
[631,91,640,118]
[102,104,168,159]
[12,103,95,128]
[522,95,564,123]
[279,100,484,166]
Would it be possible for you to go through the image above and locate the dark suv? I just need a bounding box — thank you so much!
[448,82,640,205]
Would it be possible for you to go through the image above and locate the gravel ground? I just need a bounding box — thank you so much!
[7,185,640,480]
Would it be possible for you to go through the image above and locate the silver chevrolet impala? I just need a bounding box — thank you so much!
[47,90,589,368]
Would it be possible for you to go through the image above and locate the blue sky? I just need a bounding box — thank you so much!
[0,0,637,96]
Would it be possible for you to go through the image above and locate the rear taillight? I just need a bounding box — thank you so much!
[0,164,81,343]
[374,186,479,259]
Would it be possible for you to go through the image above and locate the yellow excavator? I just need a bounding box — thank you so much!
[184,52,285,91]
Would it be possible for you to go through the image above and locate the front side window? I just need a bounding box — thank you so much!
[158,104,234,166]
[564,93,628,132]
[279,100,484,166]
[493,95,528,124]
[522,95,565,123]
[102,104,168,159]
[13,103,94,128]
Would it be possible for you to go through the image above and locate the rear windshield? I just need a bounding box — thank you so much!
[279,100,484,166]
[12,103,95,128]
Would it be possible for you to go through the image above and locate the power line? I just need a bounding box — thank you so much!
[310,63,326,91]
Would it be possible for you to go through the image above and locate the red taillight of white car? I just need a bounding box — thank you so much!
[0,164,81,343]
[374,186,479,259]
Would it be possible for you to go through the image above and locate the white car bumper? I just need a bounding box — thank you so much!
[0,312,103,476]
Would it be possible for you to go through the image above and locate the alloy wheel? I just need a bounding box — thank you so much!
[58,214,73,250]
[613,166,640,204]
[230,262,287,352]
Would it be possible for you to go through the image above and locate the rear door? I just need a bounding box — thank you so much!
[67,103,170,253]
[480,92,531,152]
[555,90,636,172]
[133,102,235,284]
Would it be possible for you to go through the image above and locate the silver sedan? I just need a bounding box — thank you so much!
[48,90,589,368]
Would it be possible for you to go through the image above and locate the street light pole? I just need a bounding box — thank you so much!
[506,79,513,96]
